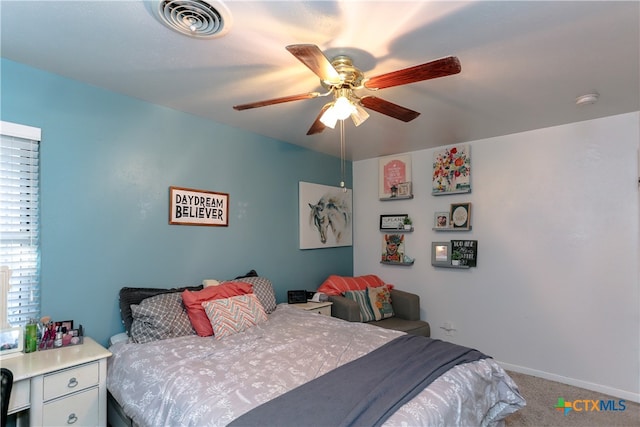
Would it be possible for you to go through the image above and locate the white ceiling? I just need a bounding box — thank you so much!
[1,1,638,160]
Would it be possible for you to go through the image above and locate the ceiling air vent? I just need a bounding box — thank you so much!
[154,0,232,39]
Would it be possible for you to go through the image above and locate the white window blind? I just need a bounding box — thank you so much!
[0,121,41,326]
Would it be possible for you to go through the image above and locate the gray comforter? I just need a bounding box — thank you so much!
[107,304,525,426]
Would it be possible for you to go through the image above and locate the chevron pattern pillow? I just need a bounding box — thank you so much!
[202,293,268,339]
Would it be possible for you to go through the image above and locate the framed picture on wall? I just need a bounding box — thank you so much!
[380,214,408,230]
[451,240,478,267]
[432,144,471,195]
[450,202,472,229]
[382,234,405,263]
[431,242,451,267]
[169,186,229,226]
[299,182,353,249]
[379,155,412,199]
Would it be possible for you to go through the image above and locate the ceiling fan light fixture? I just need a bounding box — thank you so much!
[320,105,339,128]
[351,103,370,127]
[333,96,356,120]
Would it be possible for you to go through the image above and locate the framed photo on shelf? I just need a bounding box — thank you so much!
[397,182,412,197]
[451,240,478,267]
[382,234,405,263]
[434,211,450,229]
[450,202,472,229]
[380,214,408,230]
[431,241,452,267]
[379,155,411,199]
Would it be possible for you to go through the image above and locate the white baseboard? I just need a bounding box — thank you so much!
[497,361,640,404]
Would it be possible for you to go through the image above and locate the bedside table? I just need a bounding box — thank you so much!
[2,337,111,426]
[290,301,333,316]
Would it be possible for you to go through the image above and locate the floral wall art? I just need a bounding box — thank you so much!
[432,144,471,195]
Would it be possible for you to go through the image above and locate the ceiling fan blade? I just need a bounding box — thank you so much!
[360,96,420,122]
[364,56,461,90]
[306,104,331,135]
[286,44,341,85]
[233,92,320,110]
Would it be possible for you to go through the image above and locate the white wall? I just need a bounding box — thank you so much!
[353,112,640,402]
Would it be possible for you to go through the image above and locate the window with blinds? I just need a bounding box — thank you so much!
[0,121,41,326]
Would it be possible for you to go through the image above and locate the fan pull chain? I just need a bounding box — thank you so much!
[340,119,347,191]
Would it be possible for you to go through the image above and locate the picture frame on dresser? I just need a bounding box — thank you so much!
[0,326,23,358]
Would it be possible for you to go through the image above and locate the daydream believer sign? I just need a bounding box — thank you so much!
[169,186,229,226]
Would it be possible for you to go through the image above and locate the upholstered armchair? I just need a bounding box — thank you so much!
[330,289,431,337]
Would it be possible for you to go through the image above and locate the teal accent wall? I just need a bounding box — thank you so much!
[1,59,353,346]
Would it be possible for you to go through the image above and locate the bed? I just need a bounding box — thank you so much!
[106,278,525,427]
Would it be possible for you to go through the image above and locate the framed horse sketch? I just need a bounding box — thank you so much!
[299,181,353,249]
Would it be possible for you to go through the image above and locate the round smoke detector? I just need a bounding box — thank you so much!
[154,0,232,39]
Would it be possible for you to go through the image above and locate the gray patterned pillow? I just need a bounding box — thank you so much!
[228,276,277,313]
[130,292,196,343]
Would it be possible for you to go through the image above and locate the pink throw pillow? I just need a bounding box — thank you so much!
[182,281,253,336]
[317,274,390,296]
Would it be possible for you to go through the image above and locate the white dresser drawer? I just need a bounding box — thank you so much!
[8,378,30,414]
[309,306,331,316]
[42,387,99,426]
[43,361,99,401]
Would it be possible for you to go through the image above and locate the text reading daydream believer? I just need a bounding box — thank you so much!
[175,194,224,220]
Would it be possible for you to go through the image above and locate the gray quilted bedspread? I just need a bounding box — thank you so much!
[107,304,525,426]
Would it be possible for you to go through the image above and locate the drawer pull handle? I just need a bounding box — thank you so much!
[67,413,78,424]
[67,377,78,388]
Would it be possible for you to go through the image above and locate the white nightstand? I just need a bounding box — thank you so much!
[290,301,333,316]
[2,337,111,426]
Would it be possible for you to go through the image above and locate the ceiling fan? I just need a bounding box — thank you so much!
[233,44,461,135]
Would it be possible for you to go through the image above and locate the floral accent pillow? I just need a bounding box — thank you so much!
[368,285,395,321]
[202,293,267,339]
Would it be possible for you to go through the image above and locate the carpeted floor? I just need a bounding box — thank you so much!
[504,371,639,427]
